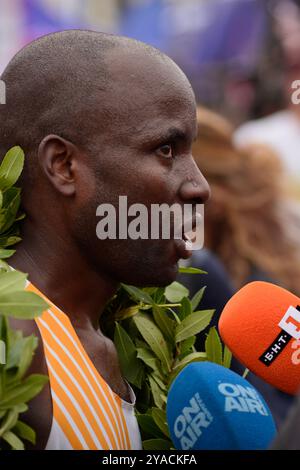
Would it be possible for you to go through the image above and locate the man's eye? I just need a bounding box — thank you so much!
[158,144,173,159]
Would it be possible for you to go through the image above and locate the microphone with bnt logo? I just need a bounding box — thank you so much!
[219,281,300,395]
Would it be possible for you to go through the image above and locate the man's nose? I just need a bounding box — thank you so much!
[179,160,211,204]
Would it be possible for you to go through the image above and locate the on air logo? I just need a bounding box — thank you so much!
[218,383,269,416]
[173,392,213,450]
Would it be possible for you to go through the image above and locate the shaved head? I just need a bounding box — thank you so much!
[0,30,185,180]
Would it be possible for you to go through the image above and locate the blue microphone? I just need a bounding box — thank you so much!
[167,362,277,450]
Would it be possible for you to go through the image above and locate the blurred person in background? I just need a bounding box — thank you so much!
[235,0,300,195]
[195,106,300,296]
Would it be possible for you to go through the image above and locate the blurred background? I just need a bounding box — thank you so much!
[1,0,300,122]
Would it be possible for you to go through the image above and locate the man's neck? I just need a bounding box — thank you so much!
[10,222,118,331]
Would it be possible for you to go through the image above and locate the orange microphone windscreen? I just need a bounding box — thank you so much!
[219,281,300,395]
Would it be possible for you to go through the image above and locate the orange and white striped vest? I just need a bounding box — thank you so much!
[26,282,142,450]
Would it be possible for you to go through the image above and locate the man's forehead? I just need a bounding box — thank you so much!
[105,90,197,147]
[93,44,197,139]
[131,116,198,143]
[105,45,195,103]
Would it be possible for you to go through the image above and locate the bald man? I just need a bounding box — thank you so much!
[0,30,210,450]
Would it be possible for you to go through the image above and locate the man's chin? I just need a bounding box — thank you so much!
[121,262,179,288]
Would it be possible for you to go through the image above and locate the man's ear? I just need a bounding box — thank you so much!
[38,135,79,196]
